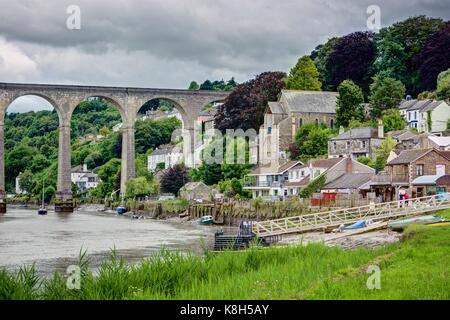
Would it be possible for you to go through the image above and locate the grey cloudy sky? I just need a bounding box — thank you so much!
[1,0,449,112]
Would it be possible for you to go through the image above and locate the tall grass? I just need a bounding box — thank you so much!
[1,211,449,300]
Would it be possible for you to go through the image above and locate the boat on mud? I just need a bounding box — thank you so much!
[388,215,445,231]
[198,215,214,225]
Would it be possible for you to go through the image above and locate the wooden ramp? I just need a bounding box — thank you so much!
[252,194,450,237]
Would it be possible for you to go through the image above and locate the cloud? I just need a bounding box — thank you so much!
[0,0,449,105]
[0,37,39,82]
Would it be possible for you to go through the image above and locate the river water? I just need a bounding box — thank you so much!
[0,209,215,277]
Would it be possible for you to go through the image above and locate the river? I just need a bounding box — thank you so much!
[0,209,215,277]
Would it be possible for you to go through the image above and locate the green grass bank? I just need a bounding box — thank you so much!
[1,211,449,300]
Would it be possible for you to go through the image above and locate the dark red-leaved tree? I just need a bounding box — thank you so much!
[159,164,190,195]
[326,31,375,94]
[415,22,450,91]
[214,71,286,132]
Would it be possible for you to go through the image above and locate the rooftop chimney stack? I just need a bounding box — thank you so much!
[339,126,345,135]
[378,120,384,139]
[83,163,88,172]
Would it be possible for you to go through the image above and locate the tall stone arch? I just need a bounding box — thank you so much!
[0,83,230,213]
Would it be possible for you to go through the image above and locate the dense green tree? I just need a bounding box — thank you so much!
[436,69,450,100]
[369,76,406,118]
[188,81,200,90]
[374,16,444,94]
[286,55,322,91]
[134,117,181,154]
[97,158,122,197]
[335,80,365,128]
[126,177,155,198]
[18,170,34,196]
[382,110,407,132]
[374,136,397,171]
[310,37,339,91]
[293,123,331,159]
[5,145,37,189]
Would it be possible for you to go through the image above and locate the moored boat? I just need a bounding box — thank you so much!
[388,215,444,231]
[38,178,47,215]
[116,206,127,215]
[198,215,214,225]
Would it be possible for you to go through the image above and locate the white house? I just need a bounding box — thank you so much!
[399,99,450,134]
[15,173,26,194]
[148,144,183,171]
[243,160,307,199]
[243,157,375,200]
[71,164,100,192]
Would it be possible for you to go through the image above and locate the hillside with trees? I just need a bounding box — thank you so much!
[7,99,181,201]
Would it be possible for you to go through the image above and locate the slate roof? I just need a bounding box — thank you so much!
[387,149,432,165]
[268,102,285,114]
[330,127,380,141]
[428,135,450,148]
[248,161,303,175]
[71,165,87,173]
[280,90,338,114]
[322,173,373,189]
[412,175,441,185]
[151,144,176,156]
[399,99,446,112]
[284,176,310,187]
[309,158,342,169]
[388,130,418,141]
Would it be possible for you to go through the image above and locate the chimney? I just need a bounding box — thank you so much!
[339,126,345,135]
[406,95,412,101]
[346,158,353,173]
[378,120,384,138]
[83,163,88,172]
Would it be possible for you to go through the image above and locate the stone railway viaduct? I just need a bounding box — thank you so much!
[0,82,230,213]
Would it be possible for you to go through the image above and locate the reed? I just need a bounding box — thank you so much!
[1,210,449,300]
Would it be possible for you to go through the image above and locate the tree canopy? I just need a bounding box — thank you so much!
[214,71,286,132]
[286,55,322,91]
[335,80,366,128]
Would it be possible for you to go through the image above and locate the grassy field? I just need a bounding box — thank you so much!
[1,211,449,300]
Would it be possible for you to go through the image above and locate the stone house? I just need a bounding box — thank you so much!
[180,182,214,202]
[258,90,338,165]
[399,99,450,133]
[328,123,385,159]
[370,148,450,201]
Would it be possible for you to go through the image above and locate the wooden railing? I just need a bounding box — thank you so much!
[252,193,450,237]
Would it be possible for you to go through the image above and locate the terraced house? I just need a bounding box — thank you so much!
[370,148,450,201]
[399,99,450,134]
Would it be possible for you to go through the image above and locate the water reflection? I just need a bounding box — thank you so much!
[0,209,214,277]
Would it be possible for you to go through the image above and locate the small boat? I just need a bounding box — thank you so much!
[116,206,127,215]
[340,220,373,231]
[38,178,47,215]
[116,192,127,215]
[198,215,214,225]
[388,215,444,231]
